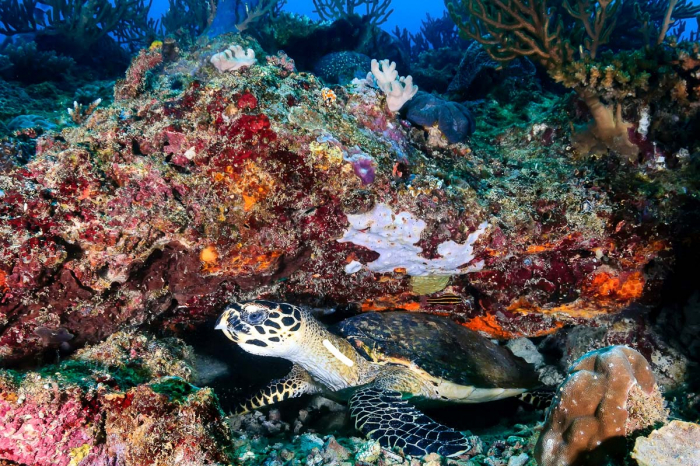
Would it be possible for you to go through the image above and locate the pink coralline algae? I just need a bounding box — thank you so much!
[0,331,231,466]
[0,395,95,466]
[0,33,678,362]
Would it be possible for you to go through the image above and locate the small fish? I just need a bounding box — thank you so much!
[422,294,463,306]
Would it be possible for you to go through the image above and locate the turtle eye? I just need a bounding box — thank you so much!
[245,309,267,325]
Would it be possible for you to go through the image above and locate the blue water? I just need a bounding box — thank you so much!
[148,0,448,34]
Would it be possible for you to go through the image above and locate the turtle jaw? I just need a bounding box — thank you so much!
[215,308,246,343]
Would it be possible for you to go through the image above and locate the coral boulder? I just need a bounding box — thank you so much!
[535,345,667,466]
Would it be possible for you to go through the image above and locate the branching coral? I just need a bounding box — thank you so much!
[446,0,700,159]
[159,0,216,39]
[67,98,101,125]
[535,345,668,466]
[0,0,156,56]
[312,0,393,26]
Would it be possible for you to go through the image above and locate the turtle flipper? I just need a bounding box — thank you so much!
[237,364,322,414]
[349,385,475,458]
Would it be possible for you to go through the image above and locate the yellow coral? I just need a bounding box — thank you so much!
[69,444,91,466]
[309,141,344,169]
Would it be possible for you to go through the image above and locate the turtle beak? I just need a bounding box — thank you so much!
[215,310,229,331]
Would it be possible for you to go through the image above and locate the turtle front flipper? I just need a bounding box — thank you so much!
[349,384,475,458]
[237,364,322,414]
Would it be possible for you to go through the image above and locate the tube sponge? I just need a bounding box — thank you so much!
[535,345,667,466]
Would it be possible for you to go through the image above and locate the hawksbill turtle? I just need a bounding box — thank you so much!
[216,300,541,457]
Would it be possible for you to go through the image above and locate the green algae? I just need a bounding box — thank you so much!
[149,376,199,403]
[5,358,151,392]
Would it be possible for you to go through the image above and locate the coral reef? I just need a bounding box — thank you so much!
[631,420,700,466]
[0,331,231,466]
[0,32,689,362]
[535,345,668,466]
[447,0,700,160]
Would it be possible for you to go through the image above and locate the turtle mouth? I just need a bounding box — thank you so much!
[216,312,251,342]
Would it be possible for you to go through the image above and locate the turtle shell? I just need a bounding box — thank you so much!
[334,311,539,389]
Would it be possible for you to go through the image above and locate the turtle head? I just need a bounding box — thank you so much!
[216,300,306,357]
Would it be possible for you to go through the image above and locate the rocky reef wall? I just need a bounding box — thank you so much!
[0,34,680,363]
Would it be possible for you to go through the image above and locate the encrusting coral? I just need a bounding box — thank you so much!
[535,345,668,466]
[631,420,700,466]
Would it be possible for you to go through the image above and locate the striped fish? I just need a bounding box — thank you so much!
[421,293,464,306]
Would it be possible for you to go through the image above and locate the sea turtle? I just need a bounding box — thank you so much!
[216,300,540,457]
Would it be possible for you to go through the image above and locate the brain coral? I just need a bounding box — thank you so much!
[535,345,667,466]
[404,92,475,143]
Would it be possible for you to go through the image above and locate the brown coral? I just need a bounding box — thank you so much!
[535,345,667,466]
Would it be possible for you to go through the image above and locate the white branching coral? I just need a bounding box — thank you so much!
[370,59,418,112]
[67,98,101,125]
[210,44,257,73]
[339,203,487,276]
